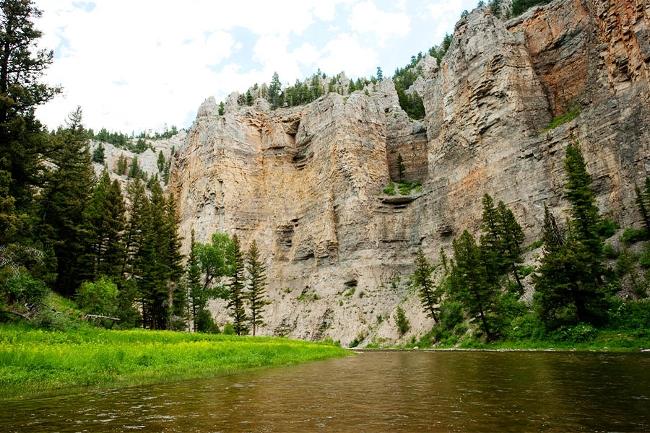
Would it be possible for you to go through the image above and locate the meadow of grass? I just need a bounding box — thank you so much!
[0,324,351,400]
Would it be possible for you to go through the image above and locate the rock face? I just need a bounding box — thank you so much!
[170,0,650,346]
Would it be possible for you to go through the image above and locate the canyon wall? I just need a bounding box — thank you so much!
[170,0,650,346]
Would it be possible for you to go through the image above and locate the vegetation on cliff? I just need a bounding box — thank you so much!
[406,143,650,349]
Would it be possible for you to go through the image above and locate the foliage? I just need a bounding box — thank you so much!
[227,235,249,335]
[535,144,611,327]
[543,106,581,132]
[246,240,269,336]
[3,272,48,307]
[76,276,119,316]
[92,142,105,163]
[412,248,440,322]
[394,306,410,337]
[511,0,552,17]
[383,181,396,195]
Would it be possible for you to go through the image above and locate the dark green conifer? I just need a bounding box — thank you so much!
[246,240,269,336]
[227,234,249,335]
[412,248,439,322]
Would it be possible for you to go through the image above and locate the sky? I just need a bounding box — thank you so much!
[33,0,478,134]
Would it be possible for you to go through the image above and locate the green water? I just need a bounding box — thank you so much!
[2,351,649,432]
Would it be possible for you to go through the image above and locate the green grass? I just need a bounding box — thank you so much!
[382,180,422,196]
[543,107,581,132]
[0,324,351,400]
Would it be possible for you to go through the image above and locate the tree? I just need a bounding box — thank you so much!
[0,0,60,211]
[35,107,95,296]
[246,240,269,336]
[227,234,248,335]
[535,144,610,325]
[76,276,119,317]
[186,229,202,331]
[92,142,105,163]
[412,248,439,322]
[395,306,410,337]
[497,201,525,292]
[80,171,126,282]
[268,72,281,108]
[376,67,383,81]
[157,150,165,173]
[191,232,234,330]
[634,177,650,235]
[450,230,497,340]
[396,153,405,183]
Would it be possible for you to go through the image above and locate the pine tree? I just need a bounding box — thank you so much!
[535,144,610,325]
[79,170,126,282]
[634,178,650,235]
[0,0,60,212]
[227,234,249,335]
[246,240,269,336]
[157,150,165,173]
[186,229,202,331]
[92,142,105,163]
[497,201,525,292]
[412,248,439,322]
[395,306,410,337]
[397,153,405,183]
[35,107,95,296]
[479,193,502,286]
[450,230,497,340]
[268,72,281,109]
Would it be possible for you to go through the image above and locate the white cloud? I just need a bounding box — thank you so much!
[319,34,379,78]
[348,1,411,46]
[31,0,469,132]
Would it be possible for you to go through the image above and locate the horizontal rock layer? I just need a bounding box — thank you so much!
[170,0,650,346]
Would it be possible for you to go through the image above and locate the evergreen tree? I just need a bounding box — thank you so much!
[246,240,269,336]
[535,144,610,325]
[397,153,405,183]
[186,229,202,331]
[412,248,439,322]
[227,234,248,335]
[79,170,126,282]
[218,101,225,116]
[395,306,410,337]
[634,178,650,235]
[497,201,525,292]
[479,193,502,286]
[128,155,139,178]
[116,154,127,175]
[157,150,165,173]
[376,67,383,81]
[450,230,497,340]
[35,107,95,296]
[268,72,281,108]
[92,142,105,163]
[0,0,60,212]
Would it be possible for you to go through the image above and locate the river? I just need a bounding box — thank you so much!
[2,350,649,432]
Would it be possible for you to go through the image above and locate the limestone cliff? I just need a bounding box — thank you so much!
[170,0,650,346]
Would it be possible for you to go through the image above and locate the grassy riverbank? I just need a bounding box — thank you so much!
[0,324,351,400]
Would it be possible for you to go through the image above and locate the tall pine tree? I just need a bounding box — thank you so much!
[246,240,269,336]
[412,248,439,322]
[227,234,248,335]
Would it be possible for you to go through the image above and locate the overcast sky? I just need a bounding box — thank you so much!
[33,0,477,134]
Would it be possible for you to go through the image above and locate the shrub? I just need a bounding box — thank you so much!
[222,322,236,335]
[383,181,396,195]
[76,277,119,316]
[196,309,218,333]
[621,228,648,244]
[4,272,49,307]
[439,301,464,331]
[395,306,410,337]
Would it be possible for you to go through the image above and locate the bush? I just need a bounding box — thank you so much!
[439,301,464,331]
[395,306,411,337]
[4,272,49,307]
[222,322,236,335]
[76,277,119,316]
[621,228,648,244]
[196,309,220,333]
[383,181,396,195]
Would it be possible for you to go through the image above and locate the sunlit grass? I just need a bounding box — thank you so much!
[0,324,351,400]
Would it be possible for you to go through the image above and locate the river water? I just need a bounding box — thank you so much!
[2,350,649,432]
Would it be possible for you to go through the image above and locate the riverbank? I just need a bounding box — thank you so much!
[0,324,351,400]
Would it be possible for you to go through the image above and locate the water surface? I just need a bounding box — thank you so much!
[2,351,649,432]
